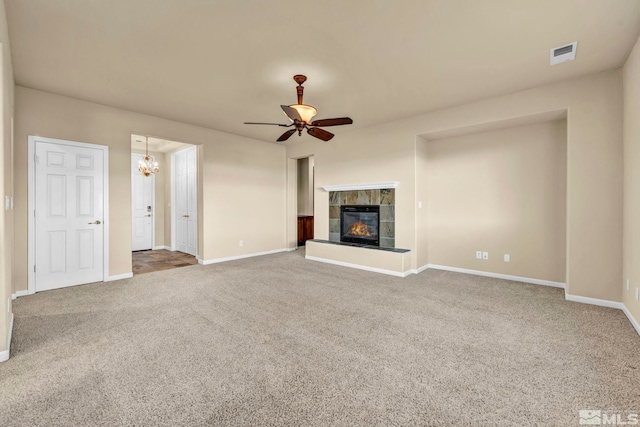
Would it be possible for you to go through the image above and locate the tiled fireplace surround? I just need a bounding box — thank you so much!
[328,189,395,248]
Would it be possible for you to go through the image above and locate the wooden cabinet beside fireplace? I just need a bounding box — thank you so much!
[297,215,314,246]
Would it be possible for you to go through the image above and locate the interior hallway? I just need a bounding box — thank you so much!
[132,250,198,275]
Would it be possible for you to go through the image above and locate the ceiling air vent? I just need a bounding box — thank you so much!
[550,42,577,65]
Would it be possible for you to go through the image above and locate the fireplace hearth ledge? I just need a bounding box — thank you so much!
[322,182,399,192]
[309,239,409,253]
[305,239,412,277]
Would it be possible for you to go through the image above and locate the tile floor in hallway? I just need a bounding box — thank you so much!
[132,249,198,274]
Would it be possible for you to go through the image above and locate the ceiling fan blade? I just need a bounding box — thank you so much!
[277,129,297,142]
[281,105,301,122]
[244,122,291,127]
[310,117,353,127]
[307,127,334,141]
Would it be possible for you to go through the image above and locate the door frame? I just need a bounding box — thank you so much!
[170,145,197,256]
[131,153,156,250]
[27,135,110,294]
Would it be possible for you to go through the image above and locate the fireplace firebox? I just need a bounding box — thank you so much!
[340,205,380,246]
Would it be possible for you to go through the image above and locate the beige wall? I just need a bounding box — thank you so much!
[307,156,314,215]
[297,157,314,216]
[198,138,285,260]
[286,158,298,249]
[425,120,567,282]
[415,136,429,268]
[288,69,623,301]
[297,157,309,215]
[0,0,14,356]
[14,86,286,292]
[623,36,640,326]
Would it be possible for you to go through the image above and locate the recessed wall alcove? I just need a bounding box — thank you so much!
[416,110,568,284]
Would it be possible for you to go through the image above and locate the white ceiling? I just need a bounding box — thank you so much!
[131,134,190,154]
[5,0,640,143]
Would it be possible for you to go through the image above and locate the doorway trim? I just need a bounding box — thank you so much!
[27,135,110,294]
[131,153,156,250]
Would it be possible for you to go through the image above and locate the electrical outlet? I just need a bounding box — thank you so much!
[482,252,489,260]
[476,251,482,259]
[239,240,243,247]
[418,201,423,209]
[627,279,630,291]
[504,254,510,262]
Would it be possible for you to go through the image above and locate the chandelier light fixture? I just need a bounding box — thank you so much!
[138,136,159,177]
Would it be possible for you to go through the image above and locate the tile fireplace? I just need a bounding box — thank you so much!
[329,188,395,248]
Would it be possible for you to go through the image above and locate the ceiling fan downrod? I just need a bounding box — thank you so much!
[293,74,307,104]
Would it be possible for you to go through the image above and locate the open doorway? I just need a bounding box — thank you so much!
[297,156,314,246]
[130,134,198,274]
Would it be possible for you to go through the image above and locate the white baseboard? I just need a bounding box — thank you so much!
[152,245,172,251]
[199,248,289,265]
[285,247,297,252]
[0,313,14,362]
[104,272,134,282]
[11,290,29,300]
[622,304,640,336]
[426,264,566,288]
[410,264,430,275]
[565,294,640,337]
[564,293,624,310]
[305,255,412,277]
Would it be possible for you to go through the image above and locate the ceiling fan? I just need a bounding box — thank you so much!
[244,75,353,142]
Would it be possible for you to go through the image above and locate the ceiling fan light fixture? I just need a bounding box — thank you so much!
[288,104,317,123]
[244,74,352,142]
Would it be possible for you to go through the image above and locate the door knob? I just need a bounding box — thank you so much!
[145,214,152,217]
[182,214,190,218]
[88,220,102,224]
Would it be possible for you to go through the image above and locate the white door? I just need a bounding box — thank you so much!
[174,146,197,256]
[131,154,154,251]
[35,141,105,291]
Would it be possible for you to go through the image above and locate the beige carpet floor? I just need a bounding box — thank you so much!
[1,249,639,426]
